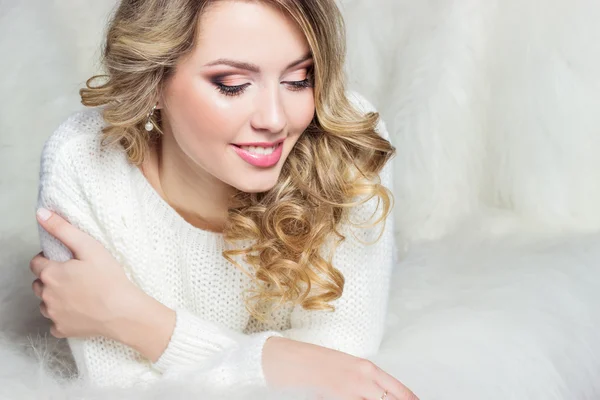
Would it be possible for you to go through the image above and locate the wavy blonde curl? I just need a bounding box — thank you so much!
[80,0,395,322]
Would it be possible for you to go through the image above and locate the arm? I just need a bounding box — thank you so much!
[37,132,165,387]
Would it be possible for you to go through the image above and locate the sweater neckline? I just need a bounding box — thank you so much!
[130,161,225,241]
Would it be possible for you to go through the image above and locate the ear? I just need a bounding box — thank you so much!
[155,93,165,110]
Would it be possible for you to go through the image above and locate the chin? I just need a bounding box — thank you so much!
[232,173,281,194]
[232,179,277,193]
[234,181,278,194]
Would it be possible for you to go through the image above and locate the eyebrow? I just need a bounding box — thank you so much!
[203,52,313,72]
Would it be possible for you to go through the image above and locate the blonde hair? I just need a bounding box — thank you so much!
[81,0,395,321]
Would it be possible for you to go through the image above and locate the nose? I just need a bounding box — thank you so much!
[250,87,287,134]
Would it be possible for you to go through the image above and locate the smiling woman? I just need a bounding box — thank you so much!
[32,0,417,399]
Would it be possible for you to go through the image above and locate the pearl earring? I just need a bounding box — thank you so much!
[145,103,158,132]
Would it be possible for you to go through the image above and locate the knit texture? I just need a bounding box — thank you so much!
[36,91,395,389]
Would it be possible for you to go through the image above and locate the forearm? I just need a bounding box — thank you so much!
[110,296,312,388]
[261,335,320,388]
[108,292,377,392]
[261,334,370,393]
[107,288,384,389]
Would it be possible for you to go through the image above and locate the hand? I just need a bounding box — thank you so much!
[30,208,149,341]
[262,336,418,400]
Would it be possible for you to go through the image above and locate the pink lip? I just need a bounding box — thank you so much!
[232,142,284,168]
[233,138,285,147]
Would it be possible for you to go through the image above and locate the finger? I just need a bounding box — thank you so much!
[30,253,51,279]
[39,302,50,319]
[31,279,44,299]
[384,392,400,400]
[36,208,96,259]
[375,370,418,400]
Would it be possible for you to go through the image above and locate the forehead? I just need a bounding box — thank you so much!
[191,1,310,68]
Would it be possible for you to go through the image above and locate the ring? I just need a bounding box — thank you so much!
[380,389,388,400]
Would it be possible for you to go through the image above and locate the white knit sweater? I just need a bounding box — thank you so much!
[37,91,396,389]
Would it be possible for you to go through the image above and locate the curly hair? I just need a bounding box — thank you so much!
[80,0,395,322]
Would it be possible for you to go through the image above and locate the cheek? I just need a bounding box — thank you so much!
[166,78,245,148]
[288,94,316,131]
[170,84,223,135]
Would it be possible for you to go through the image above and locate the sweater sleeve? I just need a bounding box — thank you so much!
[152,92,396,389]
[37,129,165,388]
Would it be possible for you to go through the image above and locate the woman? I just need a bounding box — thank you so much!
[30,0,417,399]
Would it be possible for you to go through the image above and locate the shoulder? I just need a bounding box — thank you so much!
[345,90,390,141]
[40,107,106,174]
[43,107,107,154]
[37,108,129,261]
[342,92,395,228]
[344,90,393,181]
[39,107,128,185]
[37,107,136,251]
[38,106,134,221]
[346,90,378,113]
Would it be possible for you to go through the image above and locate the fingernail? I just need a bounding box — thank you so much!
[36,208,52,221]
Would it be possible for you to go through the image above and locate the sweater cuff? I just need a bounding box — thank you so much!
[238,331,284,387]
[151,308,240,373]
[203,330,284,388]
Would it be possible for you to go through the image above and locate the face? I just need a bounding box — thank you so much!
[159,0,315,194]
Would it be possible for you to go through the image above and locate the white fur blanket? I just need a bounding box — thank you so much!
[1,0,600,398]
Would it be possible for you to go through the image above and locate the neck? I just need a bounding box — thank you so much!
[152,134,235,233]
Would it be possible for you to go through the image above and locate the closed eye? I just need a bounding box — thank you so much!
[214,82,250,97]
[284,78,313,91]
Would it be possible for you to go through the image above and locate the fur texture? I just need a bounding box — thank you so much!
[1,0,600,398]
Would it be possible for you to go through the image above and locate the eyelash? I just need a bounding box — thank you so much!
[214,77,313,97]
